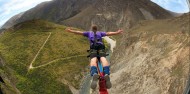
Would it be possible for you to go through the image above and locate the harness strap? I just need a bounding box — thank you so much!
[94,32,98,44]
[89,49,105,52]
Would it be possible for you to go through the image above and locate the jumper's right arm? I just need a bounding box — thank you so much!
[106,29,123,36]
[66,28,84,35]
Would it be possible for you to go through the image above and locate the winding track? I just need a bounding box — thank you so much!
[28,32,86,70]
[27,33,117,94]
[27,32,87,94]
[32,55,86,69]
[29,32,52,69]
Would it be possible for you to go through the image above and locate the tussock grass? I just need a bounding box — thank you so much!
[0,20,89,94]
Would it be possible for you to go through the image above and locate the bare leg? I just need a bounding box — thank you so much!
[100,57,110,75]
[90,57,98,76]
[90,57,98,67]
[100,57,110,67]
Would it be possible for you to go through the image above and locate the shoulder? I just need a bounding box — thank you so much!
[84,31,93,33]
[83,31,90,34]
[98,31,106,36]
[97,31,104,33]
[83,31,92,36]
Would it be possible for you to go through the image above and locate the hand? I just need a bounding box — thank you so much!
[117,29,123,34]
[66,27,72,32]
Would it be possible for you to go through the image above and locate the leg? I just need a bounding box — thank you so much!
[100,57,110,67]
[90,57,99,89]
[90,57,98,76]
[99,49,110,71]
[100,57,112,89]
[90,57,98,67]
[100,57,110,75]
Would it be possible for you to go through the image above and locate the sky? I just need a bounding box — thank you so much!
[0,0,52,28]
[0,0,189,28]
[151,0,189,13]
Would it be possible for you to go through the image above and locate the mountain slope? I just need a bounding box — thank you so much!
[0,58,21,94]
[0,20,89,94]
[2,0,94,29]
[2,0,174,30]
[109,13,190,94]
[62,0,174,30]
[1,12,24,29]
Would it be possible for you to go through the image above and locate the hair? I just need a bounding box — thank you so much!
[92,25,97,32]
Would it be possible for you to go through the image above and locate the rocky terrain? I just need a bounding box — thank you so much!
[109,13,190,94]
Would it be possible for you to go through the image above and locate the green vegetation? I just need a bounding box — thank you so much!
[103,38,110,52]
[0,65,20,94]
[0,20,89,94]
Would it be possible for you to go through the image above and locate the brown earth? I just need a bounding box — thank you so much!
[109,13,190,94]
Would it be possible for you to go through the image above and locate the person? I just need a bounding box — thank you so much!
[66,25,123,89]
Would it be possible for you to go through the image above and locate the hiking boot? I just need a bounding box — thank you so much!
[104,74,112,89]
[91,73,99,89]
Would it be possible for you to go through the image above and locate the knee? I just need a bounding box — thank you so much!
[100,57,109,66]
[100,57,106,61]
[90,58,97,66]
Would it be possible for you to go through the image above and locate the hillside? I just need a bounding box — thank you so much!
[109,13,190,94]
[62,0,174,30]
[0,58,21,94]
[2,0,174,30]
[0,20,90,94]
[0,0,189,93]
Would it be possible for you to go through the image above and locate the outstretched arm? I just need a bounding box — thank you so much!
[106,29,123,36]
[66,28,84,35]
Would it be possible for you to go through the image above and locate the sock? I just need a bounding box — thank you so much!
[103,66,110,75]
[90,66,98,76]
